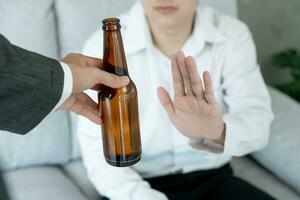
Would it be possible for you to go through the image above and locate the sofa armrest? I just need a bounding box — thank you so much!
[252,86,300,194]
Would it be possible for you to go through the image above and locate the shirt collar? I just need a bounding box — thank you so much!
[183,6,227,57]
[123,2,227,56]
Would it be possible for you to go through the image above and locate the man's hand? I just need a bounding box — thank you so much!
[57,53,129,124]
[157,51,225,142]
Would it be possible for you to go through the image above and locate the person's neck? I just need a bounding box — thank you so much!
[148,16,195,58]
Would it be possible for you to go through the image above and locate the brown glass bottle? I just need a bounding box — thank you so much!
[99,18,141,167]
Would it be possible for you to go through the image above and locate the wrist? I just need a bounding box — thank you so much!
[54,62,73,111]
[213,122,226,145]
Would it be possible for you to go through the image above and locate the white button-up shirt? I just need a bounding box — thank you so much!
[77,2,274,200]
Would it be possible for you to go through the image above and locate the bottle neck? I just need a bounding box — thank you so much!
[103,30,129,76]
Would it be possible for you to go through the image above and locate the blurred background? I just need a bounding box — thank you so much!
[0,0,300,200]
[239,0,300,102]
[239,0,300,85]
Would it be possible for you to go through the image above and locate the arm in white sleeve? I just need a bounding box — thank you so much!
[191,26,274,156]
[77,90,168,200]
[52,62,73,111]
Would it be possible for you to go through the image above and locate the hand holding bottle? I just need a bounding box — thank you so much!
[57,53,130,125]
[157,51,225,144]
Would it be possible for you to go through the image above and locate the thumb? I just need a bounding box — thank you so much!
[95,69,130,89]
[157,87,175,115]
[71,64,130,93]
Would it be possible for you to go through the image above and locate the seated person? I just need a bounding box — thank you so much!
[77,0,274,199]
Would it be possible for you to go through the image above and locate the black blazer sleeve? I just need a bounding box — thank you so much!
[0,34,64,134]
[0,173,9,200]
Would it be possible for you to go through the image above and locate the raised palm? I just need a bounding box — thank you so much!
[157,52,224,140]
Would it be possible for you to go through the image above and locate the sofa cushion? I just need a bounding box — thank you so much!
[0,0,59,59]
[252,87,300,193]
[69,113,83,161]
[0,112,71,171]
[63,160,100,200]
[3,166,87,200]
[54,0,136,58]
[63,158,300,200]
[232,157,300,200]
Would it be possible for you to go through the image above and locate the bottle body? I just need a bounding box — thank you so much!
[99,18,141,167]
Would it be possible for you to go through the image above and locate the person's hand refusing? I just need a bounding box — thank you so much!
[57,53,129,124]
[157,51,225,143]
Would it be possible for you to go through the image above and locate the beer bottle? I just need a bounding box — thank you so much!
[99,18,142,167]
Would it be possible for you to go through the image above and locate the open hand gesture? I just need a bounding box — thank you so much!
[157,52,225,141]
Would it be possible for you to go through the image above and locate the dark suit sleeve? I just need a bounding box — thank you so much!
[0,34,64,134]
[0,173,9,200]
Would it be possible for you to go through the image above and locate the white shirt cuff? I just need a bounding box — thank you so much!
[53,62,73,111]
[189,138,224,154]
[222,115,244,156]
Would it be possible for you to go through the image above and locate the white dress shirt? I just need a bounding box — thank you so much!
[53,62,73,111]
[77,2,274,200]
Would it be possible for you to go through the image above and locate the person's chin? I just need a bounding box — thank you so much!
[156,17,178,28]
